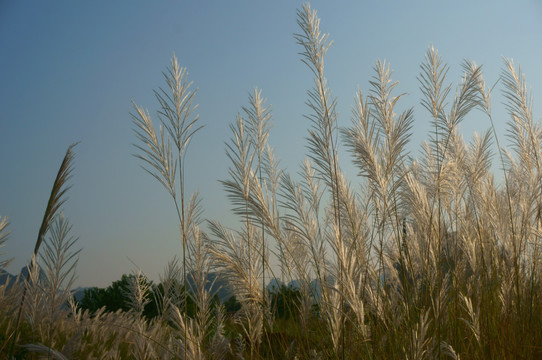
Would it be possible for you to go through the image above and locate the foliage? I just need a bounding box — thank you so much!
[79,275,137,314]
[269,285,302,320]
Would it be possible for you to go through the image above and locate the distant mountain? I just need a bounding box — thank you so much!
[0,269,16,288]
[19,265,48,283]
[185,271,234,302]
[264,278,328,300]
[1,268,90,305]
[0,265,48,288]
[288,279,301,289]
[267,278,283,292]
[71,286,90,302]
[272,278,332,300]
[0,268,330,304]
[185,275,326,302]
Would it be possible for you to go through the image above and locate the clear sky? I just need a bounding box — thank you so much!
[1,0,541,287]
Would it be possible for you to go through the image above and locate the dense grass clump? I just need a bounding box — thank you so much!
[2,4,542,359]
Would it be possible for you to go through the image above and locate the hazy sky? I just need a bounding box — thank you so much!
[1,1,541,287]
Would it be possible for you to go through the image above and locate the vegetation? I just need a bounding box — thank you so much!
[2,3,542,359]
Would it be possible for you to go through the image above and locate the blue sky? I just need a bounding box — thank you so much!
[1,0,541,287]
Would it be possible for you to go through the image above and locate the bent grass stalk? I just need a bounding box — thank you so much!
[9,143,77,359]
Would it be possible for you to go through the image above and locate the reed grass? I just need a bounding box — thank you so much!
[2,3,542,359]
[0,217,11,270]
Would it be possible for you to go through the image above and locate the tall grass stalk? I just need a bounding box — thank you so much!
[243,88,272,297]
[295,5,348,357]
[9,143,77,358]
[132,53,202,359]
[0,217,11,270]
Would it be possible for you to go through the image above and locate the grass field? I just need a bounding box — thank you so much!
[2,4,542,359]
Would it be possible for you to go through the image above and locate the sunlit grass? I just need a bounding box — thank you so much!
[2,4,542,359]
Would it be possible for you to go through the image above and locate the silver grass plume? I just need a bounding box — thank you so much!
[295,5,348,355]
[243,87,272,315]
[40,215,81,345]
[124,270,151,316]
[132,53,202,359]
[501,59,541,316]
[188,221,221,354]
[153,257,182,323]
[209,221,264,352]
[0,216,12,270]
[10,143,77,358]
